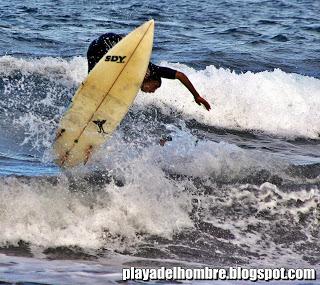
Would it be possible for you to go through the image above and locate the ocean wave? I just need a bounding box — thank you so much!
[0,160,318,266]
[1,55,319,141]
[137,62,320,139]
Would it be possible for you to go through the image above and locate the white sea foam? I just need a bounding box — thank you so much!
[1,55,319,139]
[0,55,86,87]
[0,55,319,267]
[136,62,320,139]
[0,127,319,267]
[0,162,193,250]
[0,122,286,250]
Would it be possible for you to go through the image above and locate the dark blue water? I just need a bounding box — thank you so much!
[0,1,319,284]
[1,0,320,76]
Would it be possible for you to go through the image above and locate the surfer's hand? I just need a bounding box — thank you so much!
[195,96,211,111]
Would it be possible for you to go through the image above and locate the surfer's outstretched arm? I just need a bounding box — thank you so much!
[175,71,211,111]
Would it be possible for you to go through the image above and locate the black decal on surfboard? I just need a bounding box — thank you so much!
[118,56,126,63]
[93,120,107,134]
[105,55,126,63]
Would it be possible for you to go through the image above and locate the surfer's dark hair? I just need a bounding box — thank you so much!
[148,74,162,86]
[145,64,162,86]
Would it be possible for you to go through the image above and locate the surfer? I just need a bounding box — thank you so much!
[87,33,211,111]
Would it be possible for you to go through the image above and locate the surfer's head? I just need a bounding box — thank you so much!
[141,78,161,93]
[141,67,162,93]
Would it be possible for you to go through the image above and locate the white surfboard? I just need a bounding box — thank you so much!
[54,20,154,167]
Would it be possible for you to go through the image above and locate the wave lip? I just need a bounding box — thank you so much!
[137,62,320,139]
[0,56,320,172]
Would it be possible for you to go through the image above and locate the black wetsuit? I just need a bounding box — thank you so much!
[87,33,177,80]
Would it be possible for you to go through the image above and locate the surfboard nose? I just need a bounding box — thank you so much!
[140,19,154,32]
[147,19,154,26]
